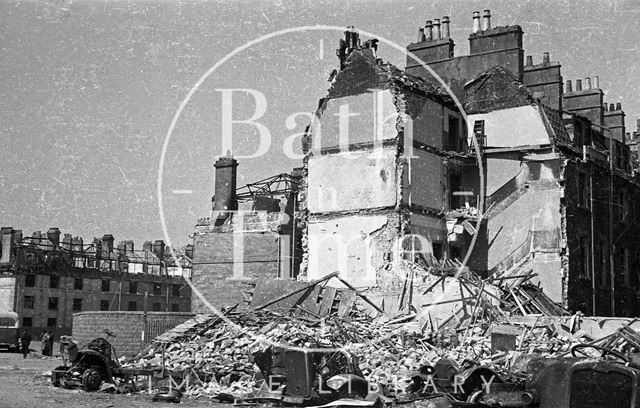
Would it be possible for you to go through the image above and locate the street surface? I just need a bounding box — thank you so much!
[0,350,226,408]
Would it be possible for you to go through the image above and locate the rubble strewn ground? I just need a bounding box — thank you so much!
[119,262,640,404]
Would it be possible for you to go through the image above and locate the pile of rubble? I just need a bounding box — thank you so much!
[122,261,632,402]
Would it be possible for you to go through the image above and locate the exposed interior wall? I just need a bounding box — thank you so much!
[307,214,392,288]
[308,147,397,213]
[485,153,522,196]
[468,105,551,148]
[403,149,446,211]
[315,90,397,151]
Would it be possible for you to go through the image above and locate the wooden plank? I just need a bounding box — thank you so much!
[318,287,337,316]
[337,290,356,317]
[298,285,322,314]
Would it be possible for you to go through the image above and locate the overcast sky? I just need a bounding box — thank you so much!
[1,0,639,247]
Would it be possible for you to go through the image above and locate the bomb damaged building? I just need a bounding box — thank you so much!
[0,227,192,337]
[191,10,640,317]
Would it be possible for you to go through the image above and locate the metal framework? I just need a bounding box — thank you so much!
[235,173,299,202]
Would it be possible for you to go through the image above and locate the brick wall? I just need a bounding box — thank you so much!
[72,311,194,357]
[191,231,281,313]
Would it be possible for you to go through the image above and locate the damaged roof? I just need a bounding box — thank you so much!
[325,48,455,108]
[464,65,534,114]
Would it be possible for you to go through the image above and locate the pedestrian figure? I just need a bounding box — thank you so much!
[20,330,31,359]
[41,331,50,356]
[45,330,54,356]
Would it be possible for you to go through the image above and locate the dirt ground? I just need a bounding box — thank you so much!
[0,350,228,408]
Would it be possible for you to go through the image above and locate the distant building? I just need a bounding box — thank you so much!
[0,227,192,337]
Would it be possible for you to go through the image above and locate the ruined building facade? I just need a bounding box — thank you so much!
[191,11,640,317]
[0,227,192,337]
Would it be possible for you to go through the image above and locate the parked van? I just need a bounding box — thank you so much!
[0,312,19,352]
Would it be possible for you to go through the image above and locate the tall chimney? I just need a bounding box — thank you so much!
[472,11,481,33]
[417,27,426,42]
[592,76,599,89]
[213,152,239,221]
[542,52,550,66]
[616,102,622,111]
[425,20,433,41]
[584,77,591,89]
[604,103,609,111]
[576,79,582,91]
[609,103,615,111]
[481,10,491,31]
[441,16,450,39]
[565,80,572,93]
[526,55,533,66]
[433,19,441,40]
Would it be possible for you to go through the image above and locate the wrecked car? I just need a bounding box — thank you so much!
[252,345,369,405]
[51,329,129,391]
[407,344,640,408]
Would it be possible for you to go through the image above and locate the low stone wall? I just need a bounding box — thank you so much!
[72,311,194,357]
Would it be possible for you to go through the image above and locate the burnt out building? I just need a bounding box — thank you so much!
[0,227,192,337]
[190,155,302,312]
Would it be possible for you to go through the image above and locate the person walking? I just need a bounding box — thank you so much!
[20,331,31,359]
[41,331,50,356]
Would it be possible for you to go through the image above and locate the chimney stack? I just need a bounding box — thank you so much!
[610,103,616,111]
[101,234,114,259]
[47,228,60,247]
[417,27,426,42]
[481,10,491,31]
[441,16,450,39]
[152,240,165,259]
[425,20,433,41]
[576,79,582,91]
[433,19,441,40]
[616,102,622,111]
[584,77,591,89]
[542,52,550,66]
[213,152,239,221]
[526,55,533,66]
[472,11,481,33]
[565,80,572,93]
[604,103,608,111]
[592,76,599,89]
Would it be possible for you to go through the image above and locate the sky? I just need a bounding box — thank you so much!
[0,0,639,247]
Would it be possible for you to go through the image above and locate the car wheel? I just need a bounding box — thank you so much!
[51,366,67,387]
[81,368,102,391]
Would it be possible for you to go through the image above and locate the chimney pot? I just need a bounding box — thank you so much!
[526,55,533,66]
[616,102,622,111]
[417,27,426,42]
[425,20,433,41]
[576,79,582,91]
[441,16,450,39]
[565,80,572,93]
[472,11,481,33]
[542,52,550,66]
[584,77,591,89]
[433,18,441,40]
[609,103,616,111]
[592,76,599,89]
[481,9,491,31]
